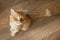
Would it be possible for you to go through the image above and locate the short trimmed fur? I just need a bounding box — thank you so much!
[9,9,31,36]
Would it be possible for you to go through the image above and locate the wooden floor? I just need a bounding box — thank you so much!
[0,10,60,40]
[0,0,60,40]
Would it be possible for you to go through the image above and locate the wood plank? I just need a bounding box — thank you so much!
[0,0,60,40]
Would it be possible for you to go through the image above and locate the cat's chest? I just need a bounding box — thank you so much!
[10,20,23,28]
[9,15,26,28]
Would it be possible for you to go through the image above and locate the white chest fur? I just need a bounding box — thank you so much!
[10,21,22,29]
[9,15,23,36]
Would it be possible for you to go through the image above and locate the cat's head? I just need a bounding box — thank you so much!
[10,8,27,22]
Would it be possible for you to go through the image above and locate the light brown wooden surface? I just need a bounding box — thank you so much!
[0,10,60,40]
[0,0,60,40]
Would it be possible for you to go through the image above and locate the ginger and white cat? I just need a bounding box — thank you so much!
[9,9,31,36]
[9,8,51,36]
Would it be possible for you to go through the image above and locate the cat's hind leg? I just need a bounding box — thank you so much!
[21,20,31,31]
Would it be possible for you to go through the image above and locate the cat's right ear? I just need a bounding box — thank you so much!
[11,8,17,16]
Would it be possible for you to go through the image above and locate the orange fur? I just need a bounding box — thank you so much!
[9,9,31,36]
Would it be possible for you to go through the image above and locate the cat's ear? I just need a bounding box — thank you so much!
[23,10,28,12]
[11,8,17,16]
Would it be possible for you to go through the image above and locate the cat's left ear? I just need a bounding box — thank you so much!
[23,10,28,12]
[11,8,17,16]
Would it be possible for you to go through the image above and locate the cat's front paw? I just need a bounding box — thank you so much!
[11,33,16,36]
[10,28,19,36]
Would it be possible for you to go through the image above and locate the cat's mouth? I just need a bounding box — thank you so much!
[15,21,23,25]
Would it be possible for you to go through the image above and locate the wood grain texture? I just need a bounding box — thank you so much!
[0,0,60,40]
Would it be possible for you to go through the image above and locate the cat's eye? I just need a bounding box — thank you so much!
[14,18,19,21]
[20,18,25,22]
